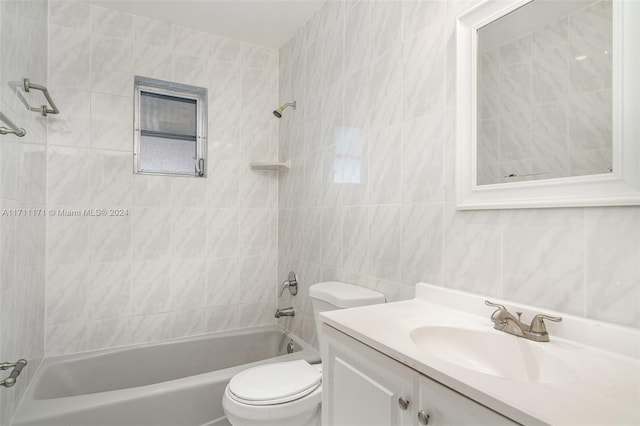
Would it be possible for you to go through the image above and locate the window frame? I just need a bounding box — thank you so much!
[133,76,208,178]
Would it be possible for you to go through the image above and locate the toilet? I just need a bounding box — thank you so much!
[222,281,385,426]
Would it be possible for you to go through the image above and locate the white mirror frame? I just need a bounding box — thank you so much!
[456,0,640,210]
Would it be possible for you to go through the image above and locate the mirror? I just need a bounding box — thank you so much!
[456,0,640,209]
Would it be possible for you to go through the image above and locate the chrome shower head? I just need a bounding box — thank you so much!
[272,101,296,118]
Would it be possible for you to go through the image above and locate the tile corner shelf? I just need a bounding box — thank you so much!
[249,161,290,172]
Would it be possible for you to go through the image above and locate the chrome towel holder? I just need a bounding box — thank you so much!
[23,78,59,117]
[0,110,26,137]
[0,359,27,388]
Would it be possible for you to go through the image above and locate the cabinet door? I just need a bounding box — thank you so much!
[417,375,518,426]
[323,325,415,426]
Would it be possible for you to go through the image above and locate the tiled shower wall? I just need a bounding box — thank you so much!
[477,0,612,185]
[277,0,640,348]
[0,0,47,423]
[44,2,279,356]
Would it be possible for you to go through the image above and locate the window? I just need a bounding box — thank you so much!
[134,76,207,177]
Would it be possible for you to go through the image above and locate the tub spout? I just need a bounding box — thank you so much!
[275,307,295,318]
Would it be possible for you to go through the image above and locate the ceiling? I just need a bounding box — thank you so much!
[88,0,325,49]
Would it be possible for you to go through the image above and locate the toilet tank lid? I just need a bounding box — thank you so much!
[309,282,385,308]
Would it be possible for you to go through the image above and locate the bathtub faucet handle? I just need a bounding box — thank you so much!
[279,271,298,297]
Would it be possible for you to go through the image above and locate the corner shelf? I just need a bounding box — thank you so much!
[249,161,290,172]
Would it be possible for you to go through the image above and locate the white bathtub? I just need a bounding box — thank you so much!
[13,325,320,426]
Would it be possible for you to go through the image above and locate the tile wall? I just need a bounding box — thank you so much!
[276,0,640,348]
[0,0,48,423]
[477,0,612,184]
[44,2,279,356]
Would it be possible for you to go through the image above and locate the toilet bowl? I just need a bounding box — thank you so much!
[222,281,385,426]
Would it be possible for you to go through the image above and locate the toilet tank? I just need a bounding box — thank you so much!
[309,281,385,349]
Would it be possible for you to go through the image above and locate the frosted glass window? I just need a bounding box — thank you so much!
[134,77,207,177]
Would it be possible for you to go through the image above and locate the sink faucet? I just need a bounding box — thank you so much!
[485,301,562,342]
[275,306,295,318]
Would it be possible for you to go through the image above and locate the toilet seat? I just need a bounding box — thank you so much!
[228,360,322,406]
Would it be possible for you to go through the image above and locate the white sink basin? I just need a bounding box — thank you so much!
[410,326,580,383]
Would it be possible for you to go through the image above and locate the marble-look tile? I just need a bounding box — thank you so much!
[371,1,402,60]
[370,48,403,130]
[46,263,88,325]
[207,209,239,258]
[172,26,209,57]
[238,208,270,257]
[90,92,132,152]
[170,177,208,208]
[171,258,206,310]
[89,213,131,262]
[238,302,274,329]
[131,207,171,261]
[344,66,371,131]
[341,131,368,205]
[48,25,91,90]
[47,210,89,265]
[134,16,172,47]
[207,159,239,208]
[49,1,90,30]
[585,207,640,328]
[172,54,208,87]
[89,150,133,206]
[443,204,501,296]
[47,146,90,205]
[502,209,584,315]
[171,207,207,258]
[500,62,531,114]
[131,260,171,315]
[402,112,445,203]
[321,144,343,206]
[91,5,133,40]
[239,168,272,208]
[238,255,273,304]
[206,257,242,306]
[133,44,172,81]
[130,313,172,344]
[206,305,239,332]
[369,125,402,204]
[87,262,131,320]
[47,88,91,147]
[305,38,323,100]
[344,1,370,76]
[45,322,86,356]
[133,175,171,207]
[569,90,611,153]
[91,36,133,96]
[403,0,446,42]
[243,45,276,70]
[368,204,402,283]
[209,35,242,64]
[532,102,569,161]
[500,34,530,65]
[87,317,132,350]
[171,309,206,338]
[342,206,368,275]
[401,203,443,286]
[403,30,445,120]
[321,207,342,268]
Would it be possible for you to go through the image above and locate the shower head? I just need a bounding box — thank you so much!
[272,101,296,118]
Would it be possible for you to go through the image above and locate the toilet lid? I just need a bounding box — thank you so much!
[228,360,321,406]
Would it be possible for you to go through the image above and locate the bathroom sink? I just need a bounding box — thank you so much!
[409,326,579,383]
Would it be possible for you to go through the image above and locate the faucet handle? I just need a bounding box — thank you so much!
[484,300,507,321]
[530,313,562,333]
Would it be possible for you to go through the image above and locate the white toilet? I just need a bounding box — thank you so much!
[222,281,385,426]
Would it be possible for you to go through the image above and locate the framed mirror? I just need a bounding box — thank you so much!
[456,0,640,209]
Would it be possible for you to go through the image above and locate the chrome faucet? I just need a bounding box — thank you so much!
[485,300,562,342]
[279,271,299,297]
[275,306,295,318]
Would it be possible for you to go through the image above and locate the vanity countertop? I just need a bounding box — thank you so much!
[320,283,640,426]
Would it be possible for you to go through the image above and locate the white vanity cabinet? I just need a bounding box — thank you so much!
[322,324,518,426]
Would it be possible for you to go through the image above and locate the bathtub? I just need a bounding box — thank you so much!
[12,325,320,426]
